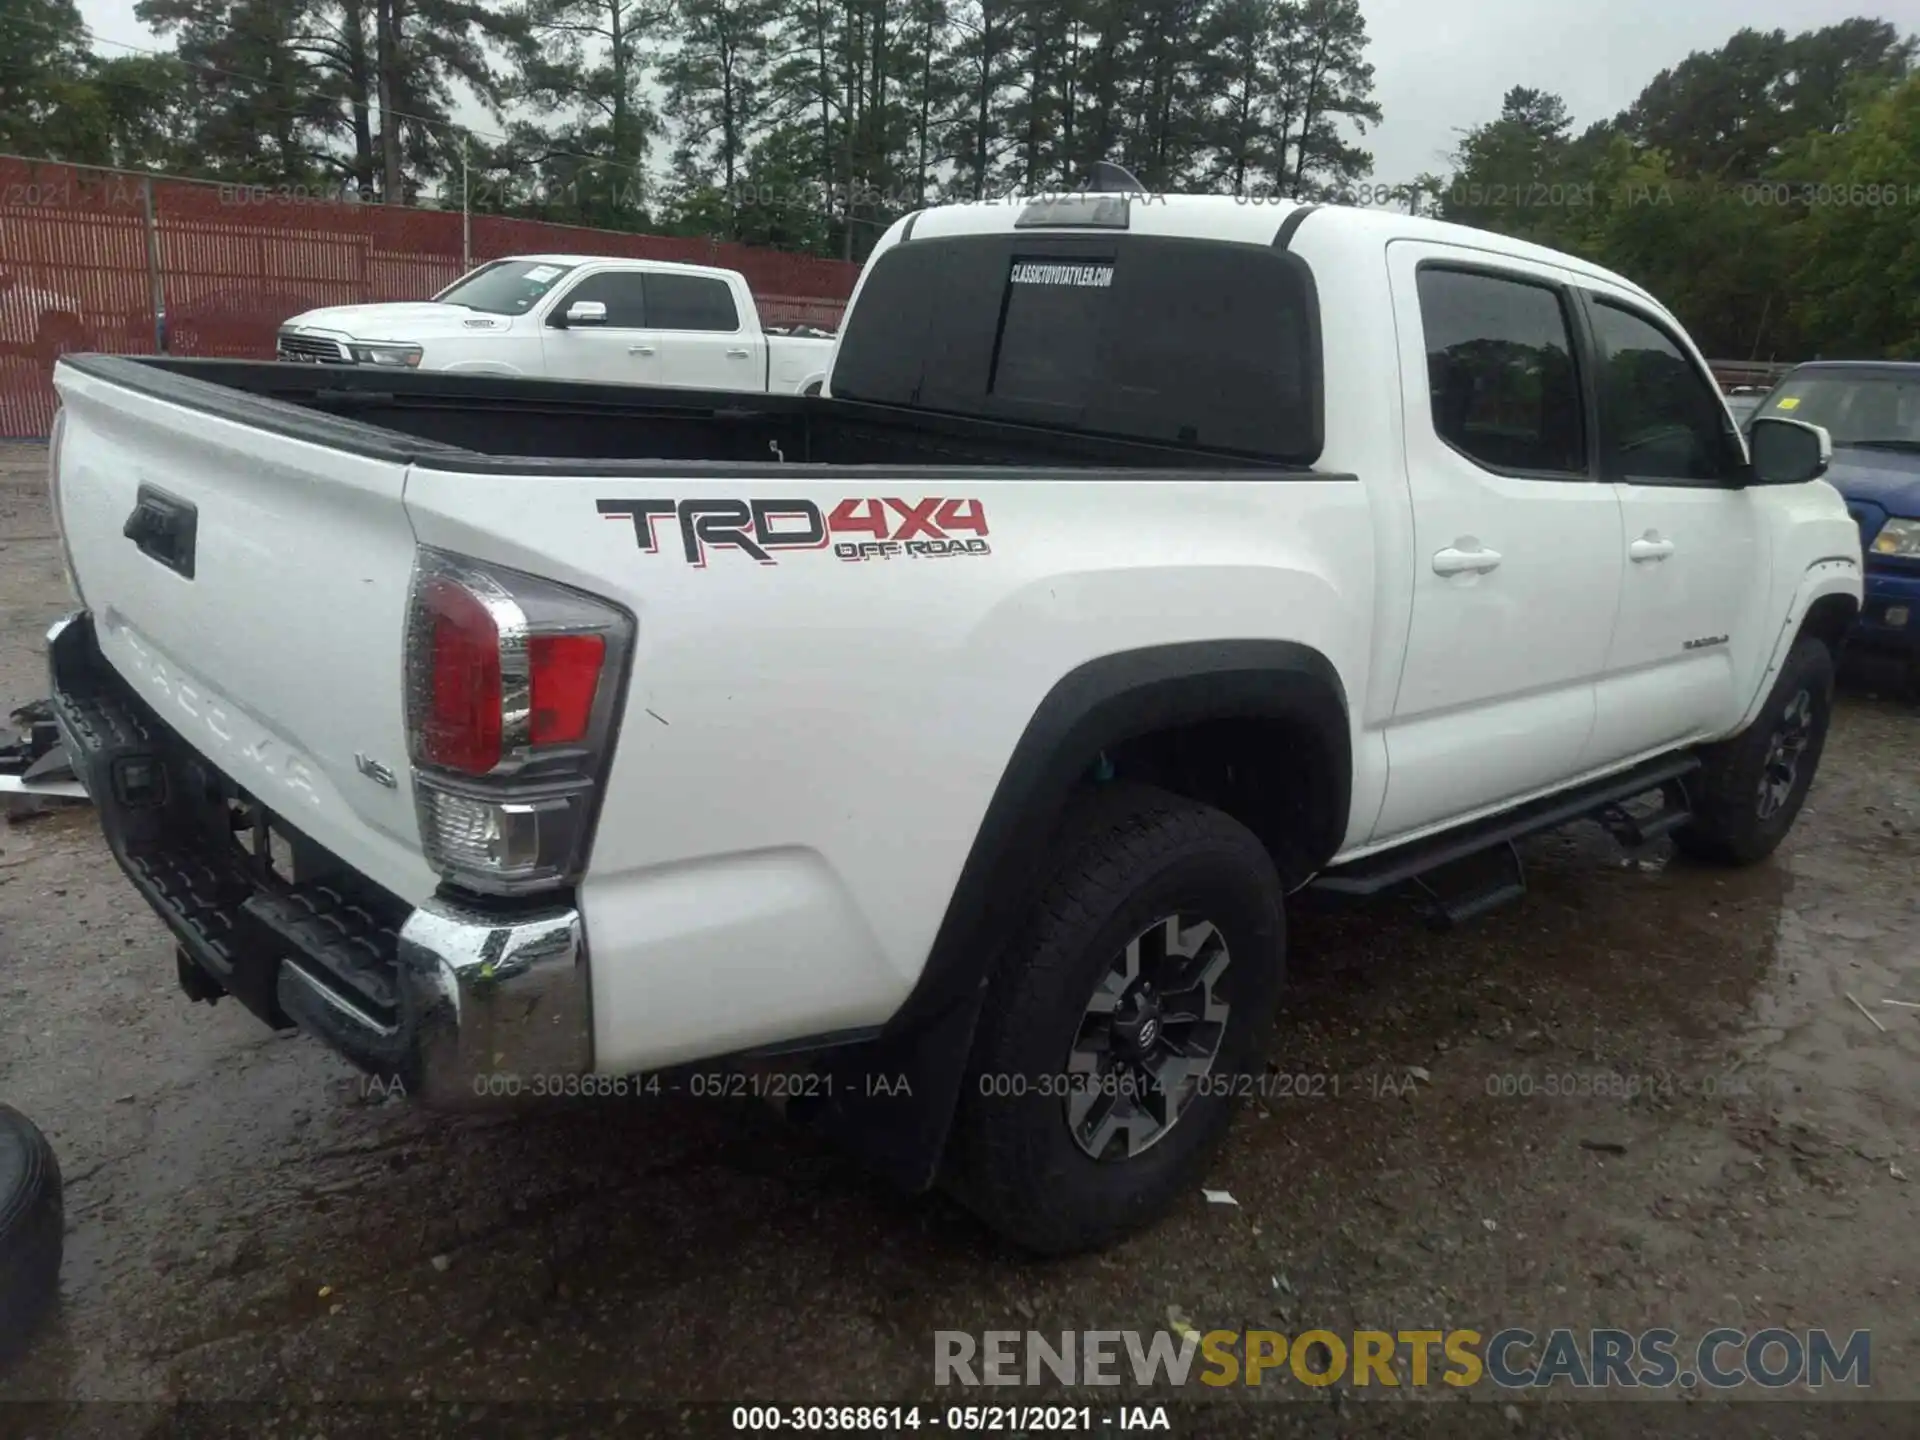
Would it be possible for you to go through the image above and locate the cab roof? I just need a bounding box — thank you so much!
[501,253,735,279]
[902,194,1658,309]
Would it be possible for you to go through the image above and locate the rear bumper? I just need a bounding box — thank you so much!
[46,611,592,1104]
[1852,566,1920,658]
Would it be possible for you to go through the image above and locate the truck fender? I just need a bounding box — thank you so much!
[1734,556,1862,734]
[809,640,1349,1193]
[799,372,826,396]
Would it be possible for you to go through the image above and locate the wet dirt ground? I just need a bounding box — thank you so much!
[0,442,1916,1438]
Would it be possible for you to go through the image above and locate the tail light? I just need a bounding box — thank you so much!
[404,548,633,896]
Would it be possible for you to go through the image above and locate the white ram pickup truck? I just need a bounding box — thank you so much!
[47,191,1860,1255]
[276,254,835,395]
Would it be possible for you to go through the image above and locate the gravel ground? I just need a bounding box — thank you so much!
[1,441,1916,1438]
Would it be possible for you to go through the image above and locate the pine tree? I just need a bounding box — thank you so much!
[661,0,782,236]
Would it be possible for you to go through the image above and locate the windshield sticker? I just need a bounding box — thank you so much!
[1775,396,1800,410]
[598,497,991,567]
[523,265,562,283]
[1009,261,1114,288]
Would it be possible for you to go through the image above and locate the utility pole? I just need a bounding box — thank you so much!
[141,177,166,353]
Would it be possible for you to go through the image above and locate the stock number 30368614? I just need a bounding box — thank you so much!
[730,1405,1097,1431]
[468,1070,835,1100]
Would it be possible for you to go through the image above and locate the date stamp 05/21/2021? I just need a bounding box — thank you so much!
[357,1062,1784,1105]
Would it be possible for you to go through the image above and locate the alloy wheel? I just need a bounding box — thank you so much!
[1756,687,1815,820]
[1064,914,1232,1160]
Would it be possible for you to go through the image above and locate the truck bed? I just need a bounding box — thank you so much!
[60,356,1299,477]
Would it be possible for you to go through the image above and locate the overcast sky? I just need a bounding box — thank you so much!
[75,0,1920,187]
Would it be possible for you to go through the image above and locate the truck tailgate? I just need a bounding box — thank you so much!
[52,364,437,902]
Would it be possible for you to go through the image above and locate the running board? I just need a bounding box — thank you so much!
[1311,753,1701,901]
[1393,840,1531,931]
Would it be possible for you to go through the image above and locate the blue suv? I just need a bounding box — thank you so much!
[1748,362,1920,677]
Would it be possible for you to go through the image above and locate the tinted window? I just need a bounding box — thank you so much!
[645,273,740,331]
[552,271,648,326]
[1589,299,1734,483]
[1416,267,1583,475]
[830,234,1321,462]
[991,260,1113,406]
[436,260,576,316]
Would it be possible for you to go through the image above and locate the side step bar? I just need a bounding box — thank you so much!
[1403,841,1529,930]
[1311,752,1701,903]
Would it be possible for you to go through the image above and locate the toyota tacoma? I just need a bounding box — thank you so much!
[45,189,1861,1253]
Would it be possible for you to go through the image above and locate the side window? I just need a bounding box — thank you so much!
[551,271,648,327]
[1415,266,1585,476]
[1588,298,1735,485]
[644,273,740,332]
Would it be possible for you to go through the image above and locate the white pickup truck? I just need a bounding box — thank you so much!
[47,190,1860,1255]
[276,254,836,395]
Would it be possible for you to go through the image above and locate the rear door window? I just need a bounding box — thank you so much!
[1415,266,1585,477]
[644,273,741,332]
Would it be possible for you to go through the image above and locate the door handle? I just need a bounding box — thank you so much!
[726,347,752,358]
[1432,544,1502,576]
[628,344,656,356]
[1628,535,1676,563]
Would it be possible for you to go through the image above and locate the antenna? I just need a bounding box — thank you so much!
[1085,162,1146,194]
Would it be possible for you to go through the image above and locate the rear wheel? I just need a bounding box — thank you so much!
[945,784,1285,1254]
[1674,636,1835,865]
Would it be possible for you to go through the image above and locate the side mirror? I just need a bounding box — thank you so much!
[557,300,606,329]
[1747,416,1831,486]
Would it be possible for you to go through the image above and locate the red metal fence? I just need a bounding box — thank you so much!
[0,155,859,437]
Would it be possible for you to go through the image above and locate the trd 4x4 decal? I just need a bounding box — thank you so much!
[597,497,992,567]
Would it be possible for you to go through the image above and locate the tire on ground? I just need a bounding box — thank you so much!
[0,1104,63,1361]
[945,782,1286,1255]
[1673,635,1836,866]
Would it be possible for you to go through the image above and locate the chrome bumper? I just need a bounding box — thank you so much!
[48,609,593,1106]
[392,899,591,1104]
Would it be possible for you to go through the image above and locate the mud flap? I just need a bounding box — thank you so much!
[801,985,988,1193]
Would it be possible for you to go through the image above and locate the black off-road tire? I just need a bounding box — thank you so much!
[0,1105,63,1361]
[1673,636,1836,866]
[945,783,1286,1255]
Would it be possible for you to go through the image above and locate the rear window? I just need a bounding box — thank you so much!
[991,261,1114,406]
[831,234,1322,462]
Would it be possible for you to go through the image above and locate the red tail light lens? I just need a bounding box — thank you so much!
[529,634,606,746]
[405,549,634,896]
[421,576,504,774]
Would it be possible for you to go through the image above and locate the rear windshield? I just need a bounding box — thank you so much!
[830,233,1322,462]
[435,260,578,316]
